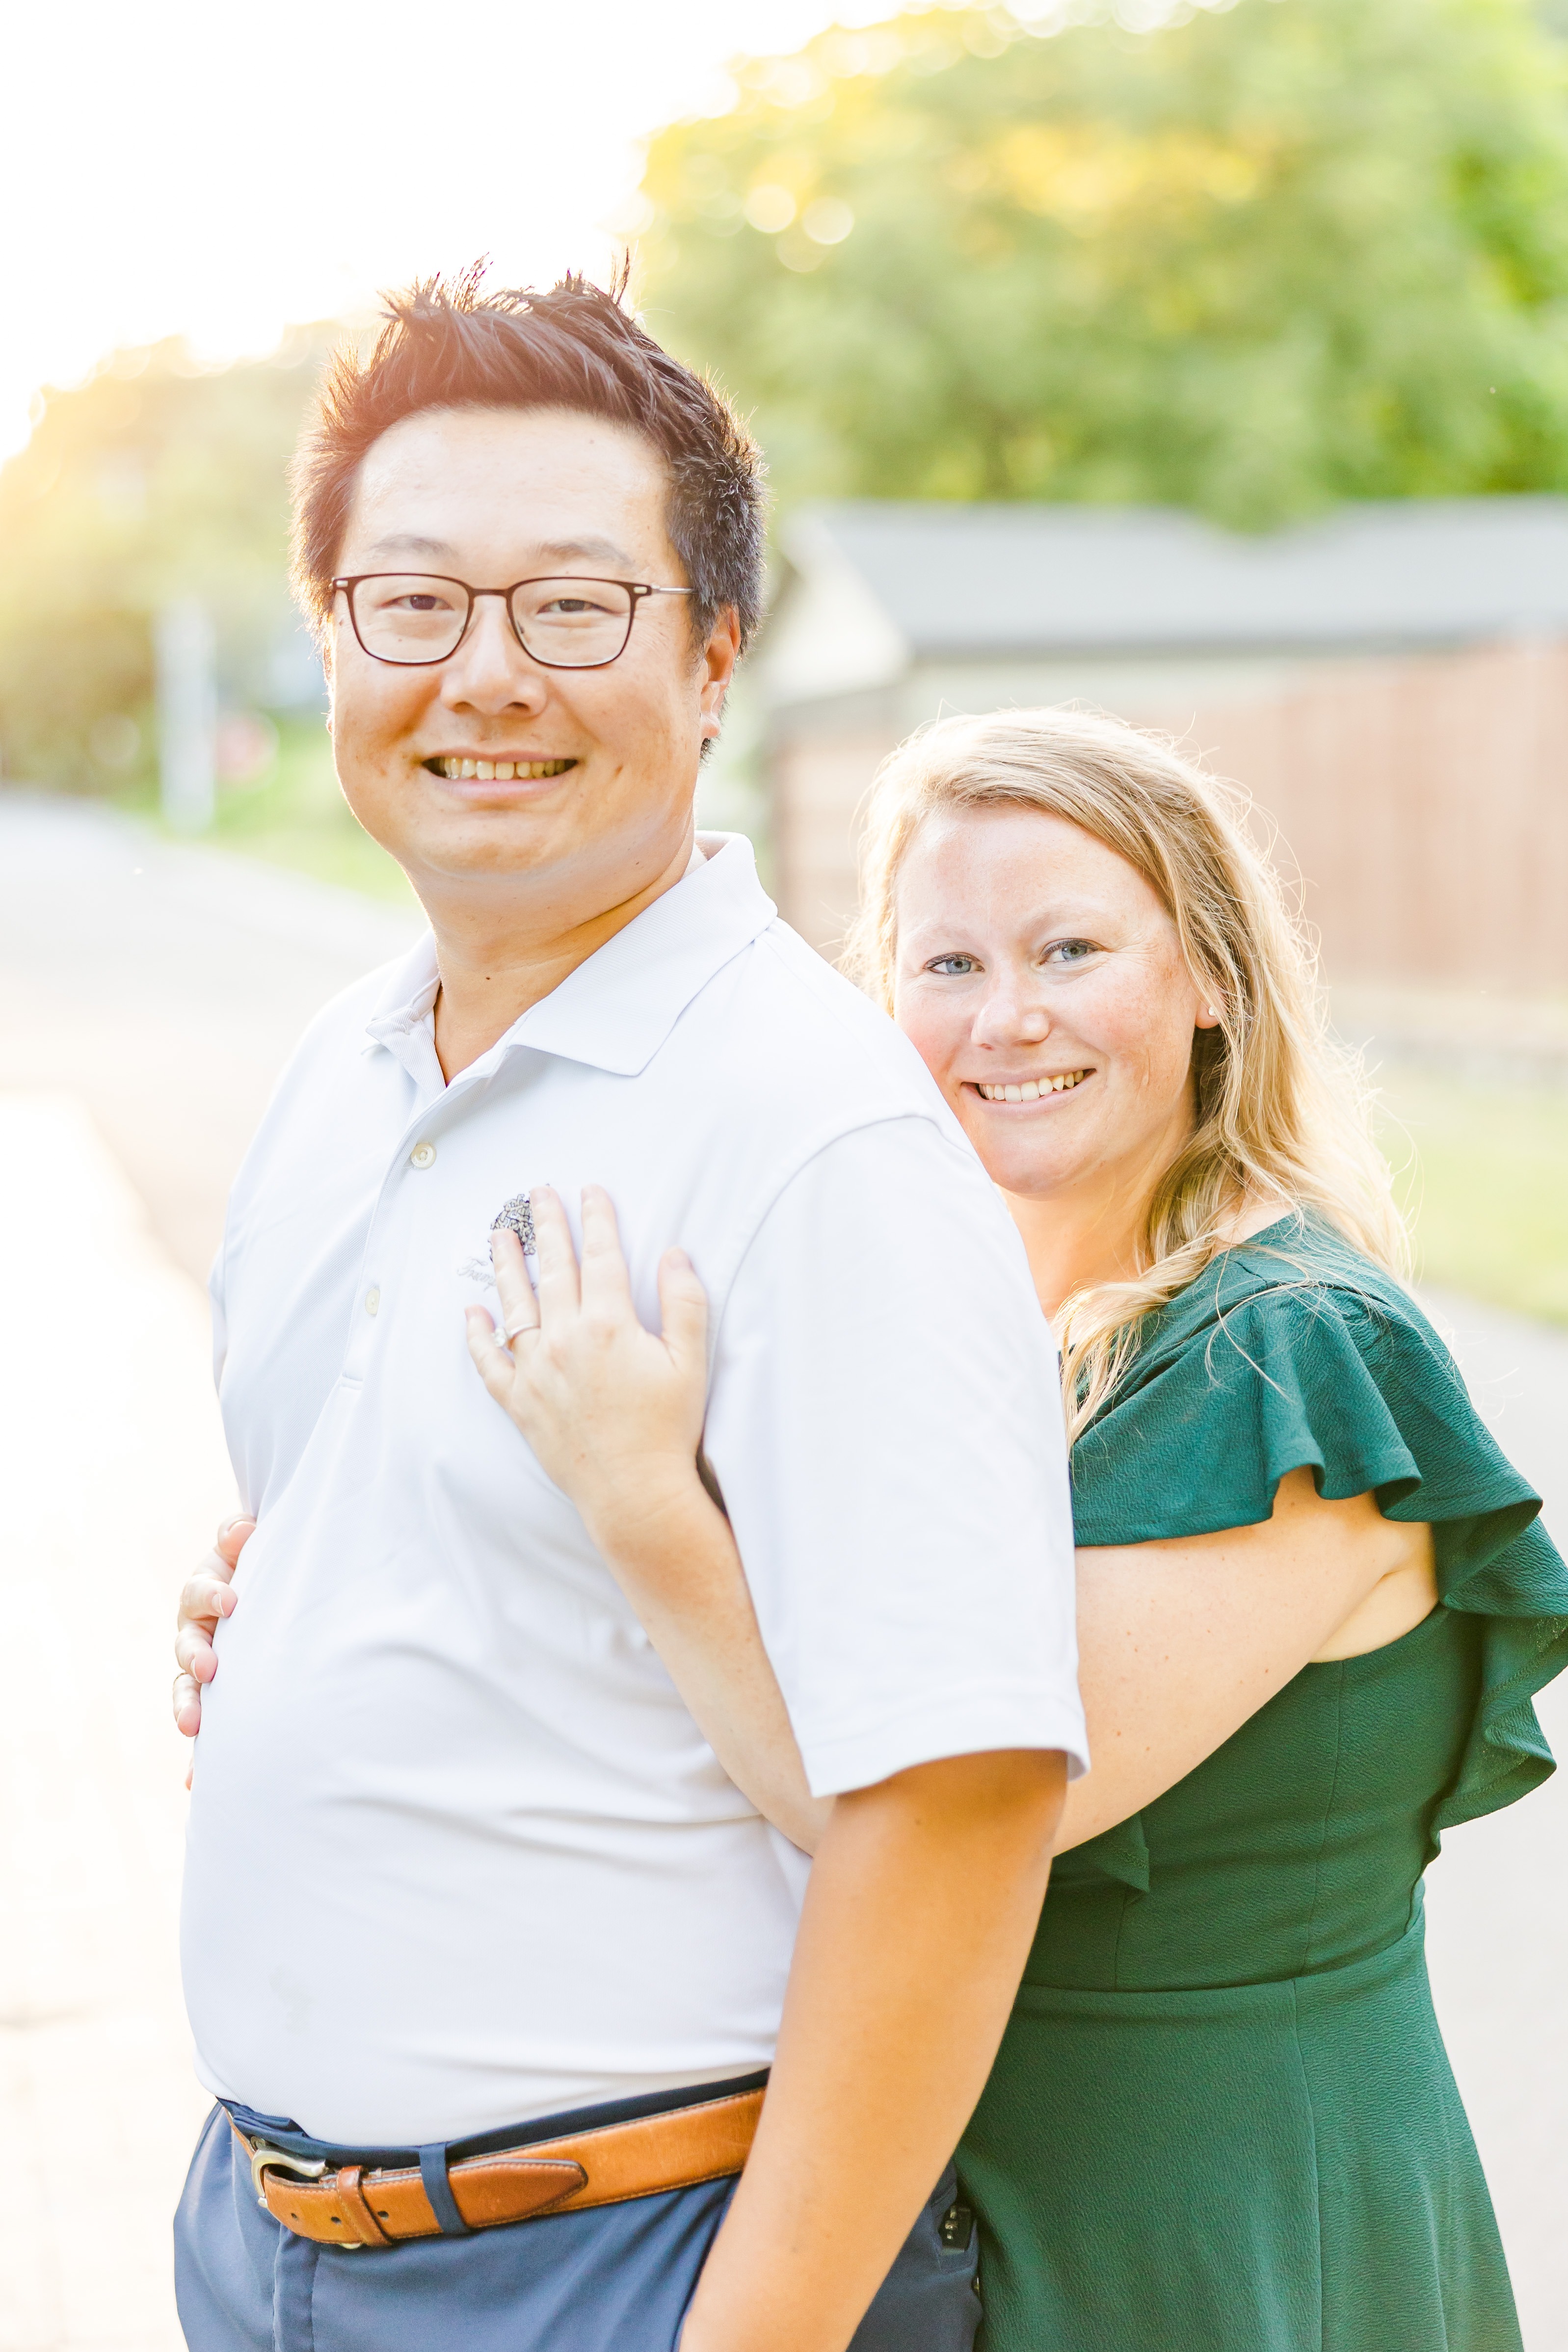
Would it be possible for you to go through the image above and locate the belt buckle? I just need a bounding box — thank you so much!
[250,2141,328,2208]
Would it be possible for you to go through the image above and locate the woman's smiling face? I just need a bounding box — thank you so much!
[892,802,1219,1205]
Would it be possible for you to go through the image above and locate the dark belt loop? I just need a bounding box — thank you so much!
[418,2144,474,2238]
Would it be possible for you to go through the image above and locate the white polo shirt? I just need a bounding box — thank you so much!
[181,834,1084,2146]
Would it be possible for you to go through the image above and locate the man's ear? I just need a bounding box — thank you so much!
[699,606,741,737]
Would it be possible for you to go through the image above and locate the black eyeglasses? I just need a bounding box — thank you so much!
[331,574,694,669]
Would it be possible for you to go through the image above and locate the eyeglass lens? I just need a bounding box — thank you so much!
[348,577,637,667]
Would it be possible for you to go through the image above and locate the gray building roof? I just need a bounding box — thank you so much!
[763,498,1568,701]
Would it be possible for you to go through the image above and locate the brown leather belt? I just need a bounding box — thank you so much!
[233,2086,764,2249]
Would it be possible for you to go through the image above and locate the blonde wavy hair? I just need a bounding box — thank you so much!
[840,707,1409,1439]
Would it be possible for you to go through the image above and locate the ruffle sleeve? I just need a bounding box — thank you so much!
[1068,1267,1568,1842]
[1436,1516,1568,1829]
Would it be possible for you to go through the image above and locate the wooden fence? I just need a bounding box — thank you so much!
[771,637,1568,995]
[1163,636,1568,996]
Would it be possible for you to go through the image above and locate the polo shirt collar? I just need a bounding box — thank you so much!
[364,833,777,1082]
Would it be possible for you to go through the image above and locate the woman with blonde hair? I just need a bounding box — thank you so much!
[182,706,1567,2351]
[831,708,1567,2349]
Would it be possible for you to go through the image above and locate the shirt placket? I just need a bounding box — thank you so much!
[342,1029,518,1381]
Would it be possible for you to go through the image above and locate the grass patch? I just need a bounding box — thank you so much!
[208,715,416,903]
[1377,1067,1568,1326]
[128,714,419,904]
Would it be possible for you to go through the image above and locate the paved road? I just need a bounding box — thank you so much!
[0,794,421,1285]
[0,794,1563,2349]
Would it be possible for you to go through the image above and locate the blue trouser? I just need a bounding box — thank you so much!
[174,2089,982,2352]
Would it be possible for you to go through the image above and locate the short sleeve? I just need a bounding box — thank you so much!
[1071,1273,1568,1834]
[701,1115,1088,1798]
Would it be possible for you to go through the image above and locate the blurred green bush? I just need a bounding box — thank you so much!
[0,333,331,792]
[639,0,1568,523]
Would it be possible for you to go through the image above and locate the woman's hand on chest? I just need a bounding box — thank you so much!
[465,1183,708,1549]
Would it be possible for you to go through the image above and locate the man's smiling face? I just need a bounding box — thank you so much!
[326,403,738,908]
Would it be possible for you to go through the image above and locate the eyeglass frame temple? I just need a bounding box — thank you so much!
[328,575,695,670]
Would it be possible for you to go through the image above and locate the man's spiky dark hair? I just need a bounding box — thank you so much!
[291,263,766,650]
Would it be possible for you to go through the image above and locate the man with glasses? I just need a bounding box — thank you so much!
[171,272,1084,2352]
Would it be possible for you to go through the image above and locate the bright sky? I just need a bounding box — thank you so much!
[1,0,907,460]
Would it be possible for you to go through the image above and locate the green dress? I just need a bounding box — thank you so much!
[959,1216,1568,2352]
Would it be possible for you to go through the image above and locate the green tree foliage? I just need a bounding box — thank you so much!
[0,338,328,789]
[638,0,1568,524]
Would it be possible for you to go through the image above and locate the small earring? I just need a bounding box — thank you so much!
[1205,1006,1220,1019]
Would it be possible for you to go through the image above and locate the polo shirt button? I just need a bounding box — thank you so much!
[365,1287,381,1317]
[409,1142,436,1169]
